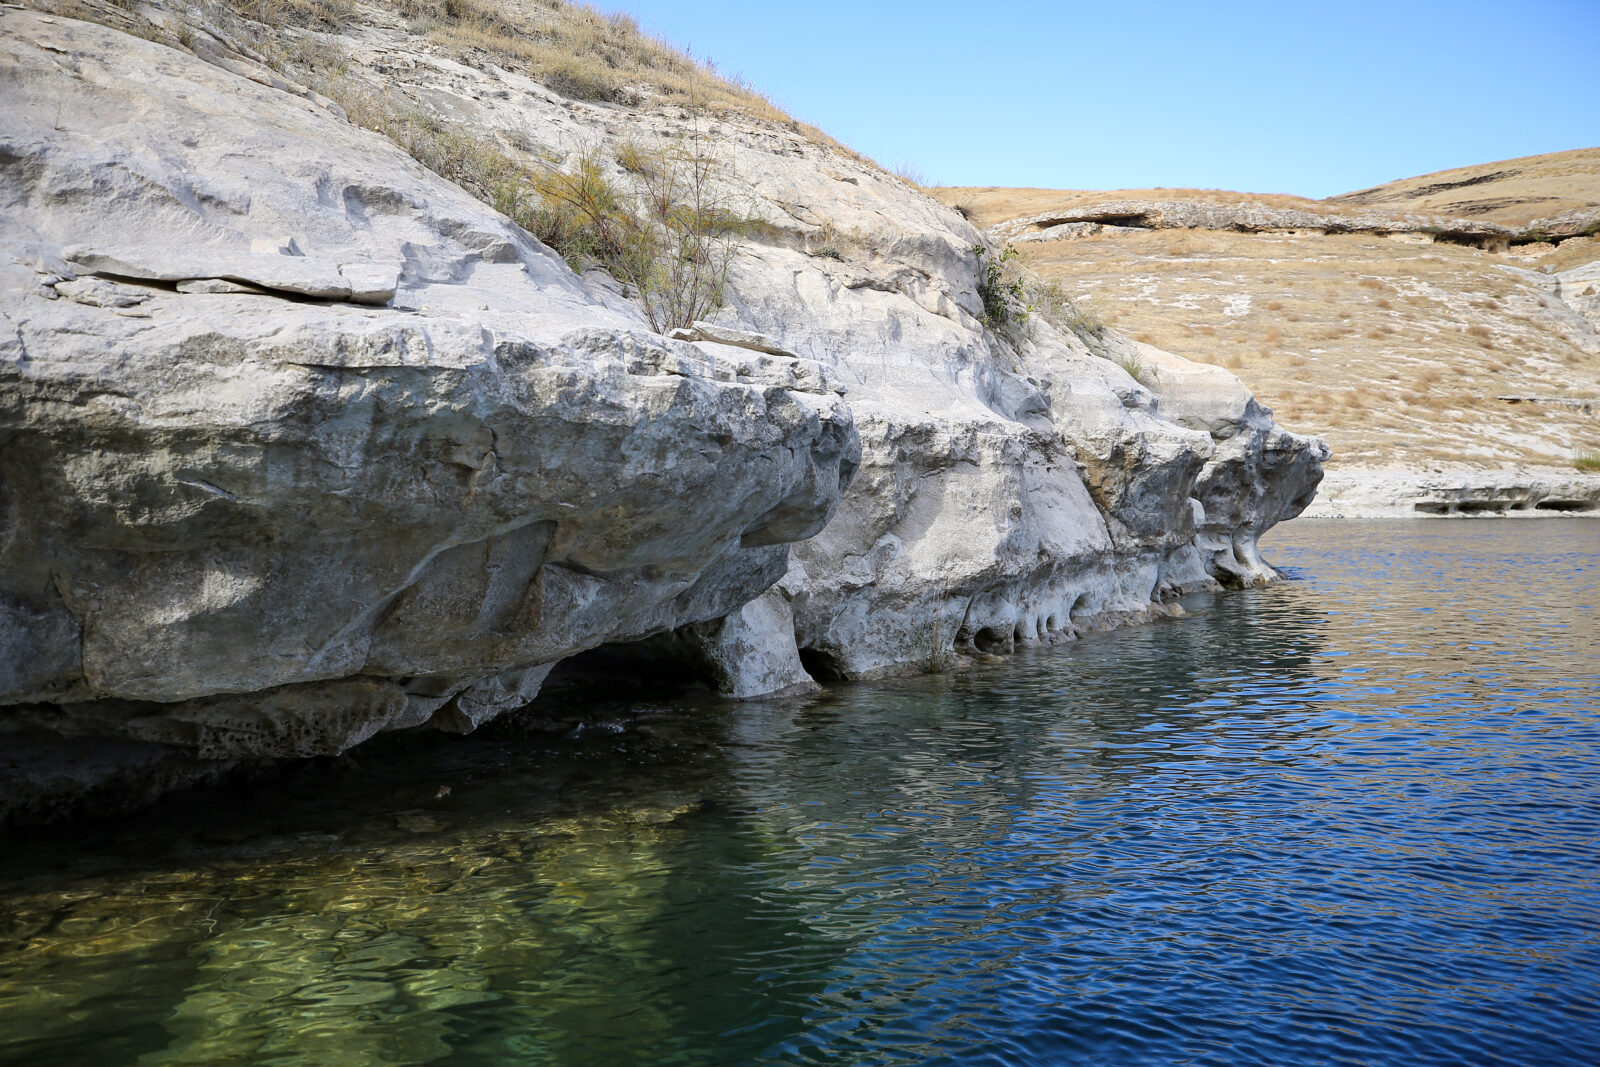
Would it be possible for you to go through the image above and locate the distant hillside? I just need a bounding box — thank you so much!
[937,149,1600,472]
[1327,147,1600,229]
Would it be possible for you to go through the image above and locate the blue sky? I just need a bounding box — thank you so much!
[614,0,1600,198]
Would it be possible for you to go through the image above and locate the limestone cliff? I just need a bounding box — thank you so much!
[0,4,1325,822]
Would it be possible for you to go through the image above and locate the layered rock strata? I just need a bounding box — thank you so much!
[1303,467,1600,517]
[987,197,1570,250]
[0,8,1326,821]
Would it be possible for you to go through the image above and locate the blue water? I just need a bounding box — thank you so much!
[1,519,1597,1065]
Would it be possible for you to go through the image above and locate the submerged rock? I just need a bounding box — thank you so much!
[0,8,1325,822]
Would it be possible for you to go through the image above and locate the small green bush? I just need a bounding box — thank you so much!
[533,138,746,332]
[973,248,1113,351]
[1575,451,1600,472]
[1115,352,1146,384]
[974,244,1025,336]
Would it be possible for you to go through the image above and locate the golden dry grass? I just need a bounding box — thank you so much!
[946,154,1600,469]
[1327,147,1600,227]
[1016,226,1600,468]
[22,0,845,146]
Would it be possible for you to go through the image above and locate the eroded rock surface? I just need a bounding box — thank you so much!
[0,12,856,815]
[989,197,1527,249]
[1,7,1326,822]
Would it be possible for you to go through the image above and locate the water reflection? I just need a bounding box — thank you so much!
[1,520,1596,1065]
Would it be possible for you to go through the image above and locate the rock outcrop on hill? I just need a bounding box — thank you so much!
[989,197,1600,251]
[989,198,1530,250]
[0,6,1326,822]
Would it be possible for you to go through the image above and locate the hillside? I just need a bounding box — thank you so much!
[1328,147,1600,229]
[937,150,1600,483]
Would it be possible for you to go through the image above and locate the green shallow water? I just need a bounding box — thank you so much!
[1,518,1597,1065]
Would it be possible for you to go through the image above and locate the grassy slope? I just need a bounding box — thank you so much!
[1327,147,1600,227]
[937,150,1600,470]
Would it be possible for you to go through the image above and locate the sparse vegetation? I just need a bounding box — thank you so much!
[1576,452,1600,472]
[614,140,656,177]
[1001,209,1600,468]
[891,162,929,190]
[1026,278,1108,343]
[531,137,747,332]
[805,220,847,262]
[974,244,1026,337]
[22,0,859,159]
[26,0,760,333]
[917,604,955,673]
[1115,351,1146,384]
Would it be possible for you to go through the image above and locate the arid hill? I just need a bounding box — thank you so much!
[1328,147,1600,229]
[938,150,1600,480]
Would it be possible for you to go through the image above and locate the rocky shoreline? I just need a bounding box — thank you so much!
[0,7,1326,825]
[1302,466,1600,518]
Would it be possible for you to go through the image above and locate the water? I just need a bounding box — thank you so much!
[1,519,1597,1066]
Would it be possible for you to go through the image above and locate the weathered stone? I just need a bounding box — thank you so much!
[0,11,857,819]
[1303,467,1600,517]
[61,244,399,304]
[52,275,149,307]
[680,590,819,699]
[0,8,1328,822]
[989,196,1520,247]
[176,278,268,295]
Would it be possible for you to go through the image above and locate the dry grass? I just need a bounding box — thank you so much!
[17,0,905,329]
[25,0,849,150]
[380,0,853,153]
[388,0,702,106]
[1014,221,1600,468]
[1327,147,1600,227]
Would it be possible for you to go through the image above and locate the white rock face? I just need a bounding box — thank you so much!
[0,12,855,768]
[0,10,1327,819]
[680,591,819,699]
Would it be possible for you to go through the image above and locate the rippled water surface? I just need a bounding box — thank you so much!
[3,519,1598,1065]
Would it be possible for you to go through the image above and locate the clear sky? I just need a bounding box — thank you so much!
[612,0,1600,198]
